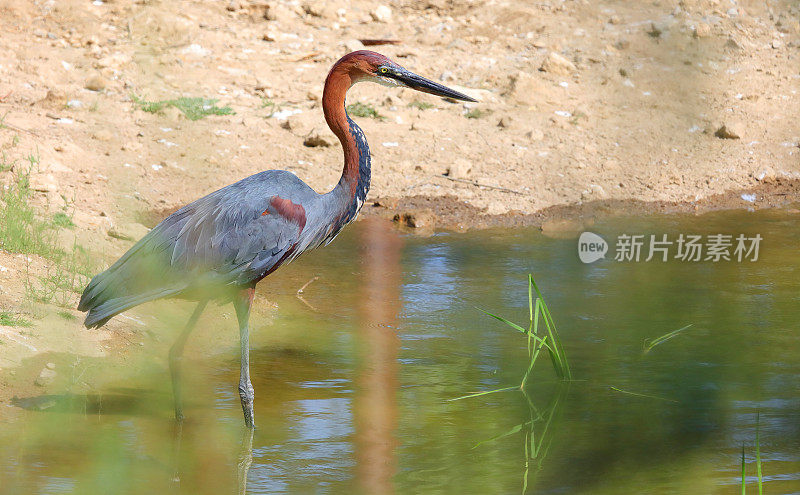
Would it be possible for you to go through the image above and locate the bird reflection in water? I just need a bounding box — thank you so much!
[354,217,403,494]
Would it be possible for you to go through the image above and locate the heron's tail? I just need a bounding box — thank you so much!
[78,260,182,328]
[80,288,178,329]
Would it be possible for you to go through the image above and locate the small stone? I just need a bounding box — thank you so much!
[394,209,435,229]
[754,167,776,183]
[35,367,57,387]
[371,5,392,22]
[383,95,400,107]
[372,197,399,209]
[29,174,58,193]
[108,223,150,242]
[776,16,800,34]
[539,51,576,76]
[506,72,547,106]
[85,73,109,91]
[262,30,277,42]
[581,184,609,200]
[343,39,365,53]
[265,4,294,22]
[302,0,334,18]
[282,113,313,135]
[446,159,472,179]
[725,38,742,50]
[121,141,142,151]
[614,38,630,50]
[608,15,621,25]
[303,126,334,147]
[497,116,513,128]
[647,23,663,38]
[771,39,783,49]
[96,52,131,70]
[715,123,743,139]
[693,22,711,38]
[255,77,271,91]
[525,128,544,141]
[38,88,68,109]
[45,362,56,370]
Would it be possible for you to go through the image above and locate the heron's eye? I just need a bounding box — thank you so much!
[379,67,388,74]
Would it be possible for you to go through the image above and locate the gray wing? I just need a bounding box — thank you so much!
[79,171,314,324]
[169,171,311,286]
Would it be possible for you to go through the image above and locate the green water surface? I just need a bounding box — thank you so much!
[1,210,799,494]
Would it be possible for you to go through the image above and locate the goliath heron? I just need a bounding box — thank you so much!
[78,50,476,428]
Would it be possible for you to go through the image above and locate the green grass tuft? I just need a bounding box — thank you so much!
[25,244,97,308]
[260,98,282,118]
[451,274,571,401]
[57,310,77,321]
[0,151,14,172]
[0,154,96,309]
[52,212,75,229]
[0,311,33,327]
[465,108,491,119]
[346,102,384,120]
[0,166,60,258]
[132,95,235,121]
[408,100,434,110]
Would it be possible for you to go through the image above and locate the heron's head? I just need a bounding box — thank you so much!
[331,50,477,102]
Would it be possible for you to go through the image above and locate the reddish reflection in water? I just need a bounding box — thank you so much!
[354,218,403,495]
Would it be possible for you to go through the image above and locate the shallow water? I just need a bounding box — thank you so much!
[2,211,800,494]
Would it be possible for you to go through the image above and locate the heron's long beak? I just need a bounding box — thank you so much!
[394,68,477,102]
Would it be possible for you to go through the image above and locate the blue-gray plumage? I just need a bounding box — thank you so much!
[78,50,476,428]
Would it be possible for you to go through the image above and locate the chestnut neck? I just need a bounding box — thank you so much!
[322,62,371,216]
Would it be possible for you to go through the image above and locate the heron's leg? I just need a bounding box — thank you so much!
[170,418,184,485]
[169,300,208,422]
[233,287,256,429]
[237,427,255,494]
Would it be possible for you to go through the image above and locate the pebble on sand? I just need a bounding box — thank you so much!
[84,73,109,91]
[446,159,472,179]
[715,123,743,140]
[304,126,334,147]
[371,5,392,22]
[539,51,576,76]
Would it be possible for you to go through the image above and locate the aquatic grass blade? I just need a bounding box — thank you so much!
[643,324,693,353]
[475,308,551,350]
[463,274,571,401]
[530,298,541,354]
[756,413,762,494]
[529,274,571,380]
[609,386,677,403]
[471,421,530,449]
[476,307,527,334]
[742,444,747,495]
[448,386,518,402]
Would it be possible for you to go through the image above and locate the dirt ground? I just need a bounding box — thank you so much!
[1,0,799,398]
